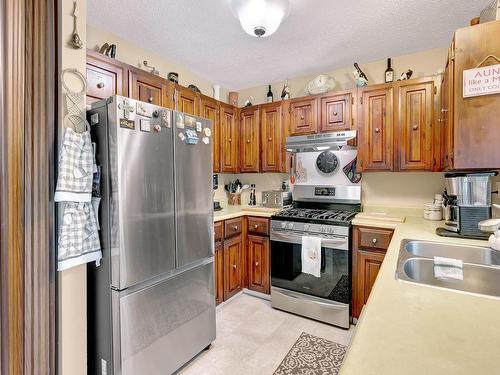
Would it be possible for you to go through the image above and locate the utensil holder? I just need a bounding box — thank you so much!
[228,193,241,206]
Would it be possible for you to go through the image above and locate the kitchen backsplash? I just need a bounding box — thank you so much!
[214,173,290,207]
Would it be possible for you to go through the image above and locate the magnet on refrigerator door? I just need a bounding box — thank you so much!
[204,127,212,137]
[178,132,186,141]
[185,129,199,145]
[184,115,196,128]
[196,121,202,132]
[176,113,185,129]
[140,119,151,132]
[202,137,209,145]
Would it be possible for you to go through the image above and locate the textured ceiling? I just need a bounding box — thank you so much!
[87,0,490,90]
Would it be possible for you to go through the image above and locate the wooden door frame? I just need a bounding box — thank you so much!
[0,0,58,373]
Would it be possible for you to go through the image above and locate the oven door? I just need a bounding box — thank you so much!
[270,230,350,305]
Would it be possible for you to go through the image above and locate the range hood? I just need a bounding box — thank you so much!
[285,130,356,152]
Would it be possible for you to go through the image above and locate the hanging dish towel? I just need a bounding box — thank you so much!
[58,202,101,271]
[301,236,322,278]
[55,126,94,202]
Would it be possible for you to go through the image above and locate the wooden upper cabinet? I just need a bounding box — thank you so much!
[358,84,394,171]
[247,235,270,294]
[289,96,318,135]
[128,68,170,107]
[220,103,239,173]
[223,234,243,300]
[260,102,283,172]
[174,84,200,115]
[86,50,125,104]
[396,78,436,171]
[201,96,220,173]
[239,106,260,173]
[450,21,500,170]
[320,91,354,132]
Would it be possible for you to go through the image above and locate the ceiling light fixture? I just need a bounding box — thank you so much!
[231,0,290,38]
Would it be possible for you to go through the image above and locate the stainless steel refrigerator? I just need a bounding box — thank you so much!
[87,95,215,375]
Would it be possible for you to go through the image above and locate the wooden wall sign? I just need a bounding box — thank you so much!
[463,63,500,98]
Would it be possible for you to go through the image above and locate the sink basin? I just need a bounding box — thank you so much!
[403,240,500,267]
[402,258,500,298]
[396,239,500,298]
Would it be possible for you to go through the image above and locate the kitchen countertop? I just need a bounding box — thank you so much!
[340,216,500,375]
[214,205,281,222]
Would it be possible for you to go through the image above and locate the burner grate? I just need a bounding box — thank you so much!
[274,208,357,223]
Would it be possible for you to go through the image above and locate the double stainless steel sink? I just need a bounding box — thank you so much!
[396,239,500,298]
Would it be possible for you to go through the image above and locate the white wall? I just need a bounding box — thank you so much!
[58,1,87,374]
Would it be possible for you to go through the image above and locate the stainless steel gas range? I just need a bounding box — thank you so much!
[270,131,361,328]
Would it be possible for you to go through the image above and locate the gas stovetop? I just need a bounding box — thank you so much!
[272,207,358,226]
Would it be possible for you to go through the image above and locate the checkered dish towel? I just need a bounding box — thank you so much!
[58,202,101,271]
[55,127,94,202]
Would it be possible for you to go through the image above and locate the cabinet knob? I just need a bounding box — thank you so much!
[148,97,154,103]
[412,125,419,130]
[441,108,448,113]
[300,115,305,120]
[228,138,232,142]
[372,238,378,244]
[232,264,237,269]
[97,82,105,89]
[246,139,250,143]
[333,111,338,116]
[268,137,272,141]
[255,261,259,267]
[254,224,259,229]
[374,128,380,133]
[438,118,444,123]
[232,225,238,230]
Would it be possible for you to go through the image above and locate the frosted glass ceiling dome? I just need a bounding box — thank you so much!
[231,0,290,38]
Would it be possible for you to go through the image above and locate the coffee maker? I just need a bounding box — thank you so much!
[440,171,498,238]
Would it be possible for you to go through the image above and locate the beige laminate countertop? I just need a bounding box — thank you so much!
[214,205,280,222]
[341,216,500,375]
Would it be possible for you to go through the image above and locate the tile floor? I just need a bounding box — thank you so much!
[178,293,355,375]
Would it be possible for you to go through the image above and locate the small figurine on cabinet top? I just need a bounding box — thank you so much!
[398,69,413,81]
[353,63,368,87]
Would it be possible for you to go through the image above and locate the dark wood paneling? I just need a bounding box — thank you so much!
[396,78,435,171]
[320,91,354,132]
[223,235,244,300]
[289,96,318,135]
[201,95,220,173]
[247,217,269,236]
[220,103,238,173]
[239,106,260,172]
[358,84,394,171]
[453,21,500,170]
[260,102,282,172]
[224,217,243,239]
[247,235,270,294]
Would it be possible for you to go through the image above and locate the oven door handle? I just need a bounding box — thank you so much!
[270,231,348,249]
[275,288,349,310]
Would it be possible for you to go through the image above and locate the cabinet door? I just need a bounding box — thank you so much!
[358,84,394,171]
[352,249,385,319]
[86,53,124,104]
[175,84,200,115]
[128,69,169,107]
[260,102,282,172]
[220,104,238,173]
[223,235,243,300]
[239,107,260,172]
[320,91,353,132]
[289,96,318,135]
[442,46,455,170]
[201,96,220,173]
[215,241,224,305]
[396,79,435,171]
[247,235,270,294]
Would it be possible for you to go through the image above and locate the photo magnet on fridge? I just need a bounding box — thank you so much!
[176,113,185,129]
[120,118,135,130]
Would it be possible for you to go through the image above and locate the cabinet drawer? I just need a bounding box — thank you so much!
[247,217,269,236]
[357,227,393,251]
[86,64,120,100]
[224,217,243,239]
[214,221,224,242]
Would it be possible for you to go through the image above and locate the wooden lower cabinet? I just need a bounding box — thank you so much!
[352,226,394,319]
[223,234,244,300]
[247,235,270,294]
[215,241,224,305]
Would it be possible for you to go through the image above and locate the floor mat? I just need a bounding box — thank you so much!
[273,332,347,375]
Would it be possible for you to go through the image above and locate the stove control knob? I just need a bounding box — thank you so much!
[287,223,294,230]
[281,222,287,229]
[304,224,310,231]
[320,226,325,233]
